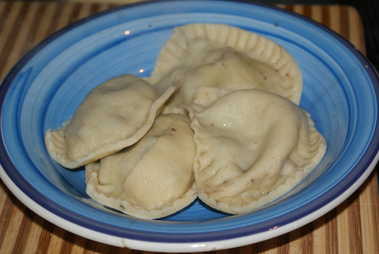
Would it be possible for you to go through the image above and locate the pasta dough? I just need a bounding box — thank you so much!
[45,75,176,169]
[150,24,302,106]
[191,89,326,214]
[86,114,196,219]
[160,49,298,110]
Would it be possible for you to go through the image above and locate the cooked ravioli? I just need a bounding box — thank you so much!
[150,24,302,105]
[158,48,299,111]
[45,75,176,169]
[85,114,196,219]
[191,89,326,214]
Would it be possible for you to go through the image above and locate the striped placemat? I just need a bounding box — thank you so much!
[0,2,378,254]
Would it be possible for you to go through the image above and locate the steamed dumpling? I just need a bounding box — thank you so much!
[150,23,302,105]
[191,89,326,214]
[85,114,196,219]
[45,75,176,169]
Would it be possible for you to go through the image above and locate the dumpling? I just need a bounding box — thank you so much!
[45,75,176,169]
[85,114,196,219]
[150,24,302,105]
[191,89,326,214]
[157,48,299,111]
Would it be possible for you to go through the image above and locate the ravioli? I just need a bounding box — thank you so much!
[45,75,176,169]
[191,89,326,214]
[150,23,302,105]
[85,114,196,219]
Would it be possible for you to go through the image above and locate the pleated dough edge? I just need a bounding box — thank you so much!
[191,108,327,215]
[45,86,177,169]
[85,165,197,219]
[149,23,303,104]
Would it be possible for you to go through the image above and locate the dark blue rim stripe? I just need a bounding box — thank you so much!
[0,0,378,243]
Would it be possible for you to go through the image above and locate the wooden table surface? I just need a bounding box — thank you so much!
[0,1,378,254]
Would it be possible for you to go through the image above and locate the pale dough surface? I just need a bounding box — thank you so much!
[150,24,302,109]
[191,89,326,214]
[45,75,175,169]
[86,114,196,219]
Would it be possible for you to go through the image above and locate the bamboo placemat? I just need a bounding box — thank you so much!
[0,2,378,254]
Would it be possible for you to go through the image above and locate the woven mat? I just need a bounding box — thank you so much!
[0,2,378,253]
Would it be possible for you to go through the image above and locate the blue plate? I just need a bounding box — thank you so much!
[0,0,378,252]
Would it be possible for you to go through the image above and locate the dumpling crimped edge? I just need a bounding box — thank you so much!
[195,142,326,215]
[85,164,197,219]
[190,91,327,214]
[45,86,176,169]
[149,23,303,104]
